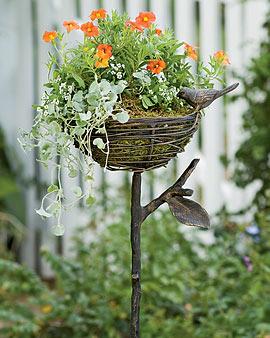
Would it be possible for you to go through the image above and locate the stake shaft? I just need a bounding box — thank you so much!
[130,172,142,338]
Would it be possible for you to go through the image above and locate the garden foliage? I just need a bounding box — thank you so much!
[0,209,270,338]
[233,10,270,213]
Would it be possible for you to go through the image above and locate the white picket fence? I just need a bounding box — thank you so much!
[0,0,268,275]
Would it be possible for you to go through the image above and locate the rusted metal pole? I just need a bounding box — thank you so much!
[128,160,207,337]
[130,172,143,338]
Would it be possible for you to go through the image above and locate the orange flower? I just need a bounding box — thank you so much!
[95,58,109,68]
[155,28,162,35]
[42,31,58,43]
[63,20,80,33]
[80,22,99,37]
[125,20,143,32]
[90,9,107,21]
[135,11,156,28]
[96,44,112,59]
[147,59,166,74]
[184,43,198,61]
[214,50,230,66]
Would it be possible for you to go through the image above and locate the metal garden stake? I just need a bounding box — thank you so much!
[129,159,210,337]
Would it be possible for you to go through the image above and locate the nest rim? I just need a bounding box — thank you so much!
[90,108,201,172]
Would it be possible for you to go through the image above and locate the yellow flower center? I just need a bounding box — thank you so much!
[49,34,54,39]
[97,13,101,18]
[88,28,92,32]
[143,17,149,22]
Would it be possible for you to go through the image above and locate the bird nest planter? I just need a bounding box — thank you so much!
[90,109,201,171]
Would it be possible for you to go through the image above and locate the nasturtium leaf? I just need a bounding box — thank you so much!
[114,111,129,124]
[47,184,58,193]
[51,224,65,236]
[35,207,52,218]
[167,196,210,229]
[93,138,105,150]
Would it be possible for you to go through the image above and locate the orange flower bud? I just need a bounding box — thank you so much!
[42,31,58,43]
[214,50,230,66]
[184,43,198,61]
[63,20,80,33]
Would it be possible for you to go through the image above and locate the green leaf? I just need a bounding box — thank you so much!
[51,224,65,236]
[86,195,95,206]
[142,95,155,109]
[99,80,111,95]
[48,103,55,115]
[35,207,52,218]
[47,184,58,193]
[114,111,129,123]
[93,138,105,150]
[73,90,83,102]
[72,73,85,89]
[73,101,84,112]
[72,186,82,198]
[68,167,78,178]
[89,81,100,94]
[79,111,92,121]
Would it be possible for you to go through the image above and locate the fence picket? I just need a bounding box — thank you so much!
[174,0,199,195]
[81,0,100,20]
[200,0,224,214]
[103,0,123,14]
[126,0,146,18]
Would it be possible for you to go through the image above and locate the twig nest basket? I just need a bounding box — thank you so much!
[91,110,201,171]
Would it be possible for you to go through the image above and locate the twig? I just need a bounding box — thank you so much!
[142,159,199,222]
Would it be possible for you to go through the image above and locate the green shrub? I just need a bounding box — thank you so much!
[233,9,270,213]
[1,208,270,338]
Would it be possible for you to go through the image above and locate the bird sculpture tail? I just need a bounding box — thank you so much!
[219,82,239,98]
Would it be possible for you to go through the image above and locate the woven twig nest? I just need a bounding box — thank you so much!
[90,109,201,171]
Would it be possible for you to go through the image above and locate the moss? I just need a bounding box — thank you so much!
[120,96,191,119]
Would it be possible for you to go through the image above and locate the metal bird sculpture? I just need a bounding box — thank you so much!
[178,82,239,110]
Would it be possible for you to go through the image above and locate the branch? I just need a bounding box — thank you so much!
[141,159,200,222]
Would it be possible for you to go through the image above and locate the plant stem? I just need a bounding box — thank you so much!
[130,172,142,338]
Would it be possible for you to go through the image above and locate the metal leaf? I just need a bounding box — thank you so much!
[167,196,210,229]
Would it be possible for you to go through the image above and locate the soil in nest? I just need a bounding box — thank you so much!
[120,95,193,118]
